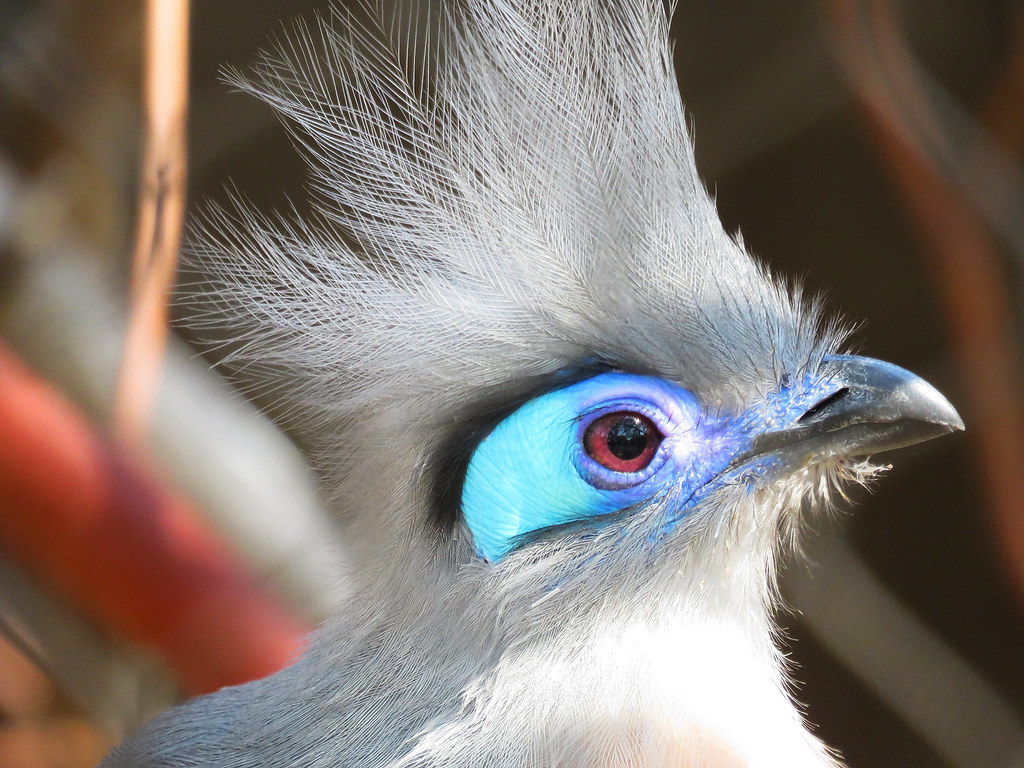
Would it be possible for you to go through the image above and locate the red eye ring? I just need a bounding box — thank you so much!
[583,411,663,473]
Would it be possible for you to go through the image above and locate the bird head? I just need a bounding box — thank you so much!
[195,0,958,609]
[174,0,963,764]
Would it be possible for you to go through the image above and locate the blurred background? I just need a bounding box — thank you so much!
[1,0,1022,766]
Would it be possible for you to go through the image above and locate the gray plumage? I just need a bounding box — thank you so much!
[100,1,957,766]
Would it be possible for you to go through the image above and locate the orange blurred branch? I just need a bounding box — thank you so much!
[115,0,190,443]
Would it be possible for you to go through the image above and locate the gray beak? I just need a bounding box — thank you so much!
[737,354,964,469]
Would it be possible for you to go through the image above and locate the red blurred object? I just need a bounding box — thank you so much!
[0,340,311,695]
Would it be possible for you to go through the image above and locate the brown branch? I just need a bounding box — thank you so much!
[114,0,190,443]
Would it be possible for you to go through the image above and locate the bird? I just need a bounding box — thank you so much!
[100,0,963,766]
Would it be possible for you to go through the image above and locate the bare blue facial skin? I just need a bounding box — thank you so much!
[460,369,846,563]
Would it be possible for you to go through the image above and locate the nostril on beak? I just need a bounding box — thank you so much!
[798,387,851,423]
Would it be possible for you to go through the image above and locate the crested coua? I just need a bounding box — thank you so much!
[100,1,963,766]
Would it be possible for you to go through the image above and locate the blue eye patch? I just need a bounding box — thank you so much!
[459,372,723,562]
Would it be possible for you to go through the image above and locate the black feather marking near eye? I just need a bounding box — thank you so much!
[428,359,617,538]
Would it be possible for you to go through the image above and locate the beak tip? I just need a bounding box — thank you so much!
[902,369,964,436]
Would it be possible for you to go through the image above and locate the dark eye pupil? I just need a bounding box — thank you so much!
[582,410,663,474]
[606,416,649,460]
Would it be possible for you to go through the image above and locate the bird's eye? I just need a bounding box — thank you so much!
[583,412,663,473]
